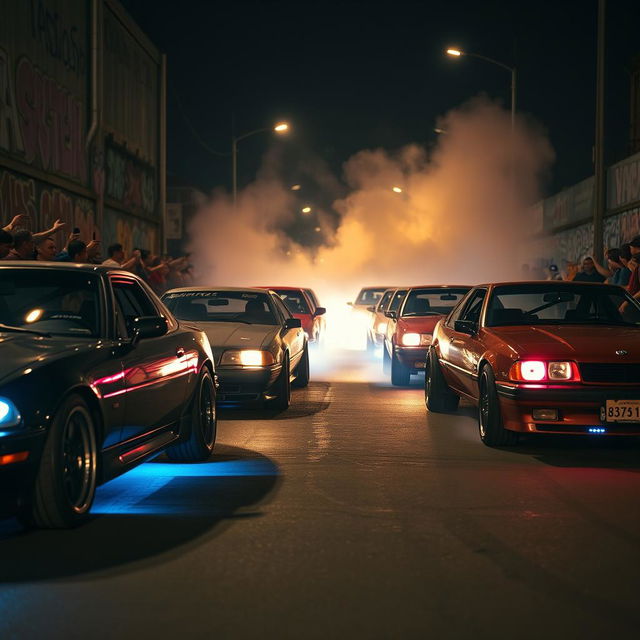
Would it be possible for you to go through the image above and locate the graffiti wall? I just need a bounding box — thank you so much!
[0,0,89,185]
[103,207,157,256]
[609,152,640,211]
[0,167,97,237]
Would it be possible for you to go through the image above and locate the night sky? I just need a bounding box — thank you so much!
[121,0,640,198]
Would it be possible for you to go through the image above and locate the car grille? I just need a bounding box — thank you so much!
[579,363,640,383]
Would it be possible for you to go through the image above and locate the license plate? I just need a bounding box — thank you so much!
[602,399,640,422]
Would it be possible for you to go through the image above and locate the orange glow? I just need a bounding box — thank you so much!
[274,122,289,133]
[446,48,462,57]
[392,186,403,193]
[0,451,29,465]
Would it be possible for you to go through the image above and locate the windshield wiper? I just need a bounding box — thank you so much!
[0,323,51,337]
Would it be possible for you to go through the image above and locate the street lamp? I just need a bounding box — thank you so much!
[301,206,312,214]
[391,186,403,194]
[232,121,290,205]
[446,47,516,134]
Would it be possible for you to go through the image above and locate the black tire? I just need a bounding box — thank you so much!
[383,343,391,374]
[391,352,411,386]
[292,344,310,388]
[478,366,518,447]
[25,394,98,528]
[167,369,217,461]
[425,349,460,413]
[268,356,291,411]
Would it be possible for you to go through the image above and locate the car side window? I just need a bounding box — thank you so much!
[460,289,487,325]
[111,278,158,337]
[446,290,473,327]
[272,295,292,322]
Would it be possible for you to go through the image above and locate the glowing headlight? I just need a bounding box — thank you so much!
[377,322,387,334]
[219,350,275,366]
[401,333,432,347]
[0,398,22,429]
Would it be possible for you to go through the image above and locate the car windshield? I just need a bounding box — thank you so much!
[163,290,279,325]
[273,289,310,315]
[376,289,395,311]
[355,288,387,305]
[389,289,408,312]
[0,269,100,336]
[486,284,640,327]
[402,288,470,317]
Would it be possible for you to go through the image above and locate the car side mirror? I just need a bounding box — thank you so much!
[366,305,376,313]
[314,307,327,316]
[131,316,168,345]
[347,301,353,306]
[385,311,396,319]
[284,317,302,330]
[454,319,477,335]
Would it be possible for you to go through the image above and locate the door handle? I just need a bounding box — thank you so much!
[176,347,185,358]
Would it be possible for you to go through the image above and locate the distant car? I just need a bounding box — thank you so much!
[349,286,390,314]
[366,288,397,351]
[381,288,408,372]
[257,286,326,343]
[302,288,327,343]
[0,263,216,528]
[162,287,307,408]
[383,286,470,385]
[426,281,640,446]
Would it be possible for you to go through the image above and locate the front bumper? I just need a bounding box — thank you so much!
[216,364,282,403]
[394,345,428,371]
[496,382,640,435]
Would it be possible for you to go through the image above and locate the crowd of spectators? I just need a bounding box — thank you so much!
[1,214,192,295]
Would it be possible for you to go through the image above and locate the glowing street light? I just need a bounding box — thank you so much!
[232,121,291,205]
[446,48,462,57]
[392,186,403,193]
[301,206,312,214]
[290,184,301,191]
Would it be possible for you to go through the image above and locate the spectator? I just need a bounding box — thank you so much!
[56,239,88,263]
[35,236,57,261]
[0,229,12,259]
[564,261,579,281]
[626,236,640,296]
[1,229,34,260]
[545,264,563,280]
[572,256,606,283]
[102,243,139,270]
[606,248,631,287]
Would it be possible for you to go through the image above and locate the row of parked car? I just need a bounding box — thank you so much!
[351,280,640,447]
[0,262,326,528]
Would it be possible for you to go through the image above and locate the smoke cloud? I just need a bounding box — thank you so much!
[187,97,554,304]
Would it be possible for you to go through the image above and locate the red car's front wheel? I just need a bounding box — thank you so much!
[478,366,518,447]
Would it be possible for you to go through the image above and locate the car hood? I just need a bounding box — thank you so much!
[196,322,279,358]
[486,325,640,361]
[0,332,97,385]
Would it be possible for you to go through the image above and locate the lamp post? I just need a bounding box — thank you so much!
[446,48,516,135]
[232,122,289,205]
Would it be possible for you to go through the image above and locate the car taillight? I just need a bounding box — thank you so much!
[509,360,580,382]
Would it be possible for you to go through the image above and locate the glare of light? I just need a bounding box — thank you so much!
[23,368,32,375]
[392,186,403,193]
[520,360,546,381]
[25,308,43,323]
[0,401,9,421]
[377,322,387,334]
[446,48,462,57]
[401,332,421,347]
[290,184,301,191]
[434,128,448,135]
[588,427,606,434]
[274,122,289,133]
[239,350,264,366]
[301,206,312,214]
[314,226,321,232]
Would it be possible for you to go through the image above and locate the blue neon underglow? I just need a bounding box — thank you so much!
[91,459,279,515]
[588,427,606,434]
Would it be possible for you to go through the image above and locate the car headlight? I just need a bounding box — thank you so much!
[401,333,432,347]
[0,397,22,429]
[377,322,387,334]
[219,350,276,366]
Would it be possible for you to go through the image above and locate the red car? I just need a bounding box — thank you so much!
[258,286,326,343]
[426,281,640,446]
[383,286,470,385]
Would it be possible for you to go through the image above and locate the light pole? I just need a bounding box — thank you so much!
[446,48,516,135]
[232,122,289,205]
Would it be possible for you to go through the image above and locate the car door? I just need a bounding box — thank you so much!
[272,293,305,368]
[385,289,407,353]
[441,288,487,397]
[110,275,193,441]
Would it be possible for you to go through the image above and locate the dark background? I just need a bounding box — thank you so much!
[121,0,640,197]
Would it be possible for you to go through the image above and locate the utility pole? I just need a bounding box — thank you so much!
[593,0,606,262]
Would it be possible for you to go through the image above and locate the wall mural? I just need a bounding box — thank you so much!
[103,207,158,256]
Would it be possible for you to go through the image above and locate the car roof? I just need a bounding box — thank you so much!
[0,261,137,277]
[477,280,621,288]
[406,285,472,290]
[163,286,272,295]
[254,286,309,292]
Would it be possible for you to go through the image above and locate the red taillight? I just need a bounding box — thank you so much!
[509,360,580,383]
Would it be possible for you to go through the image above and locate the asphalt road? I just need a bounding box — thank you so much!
[1,348,640,639]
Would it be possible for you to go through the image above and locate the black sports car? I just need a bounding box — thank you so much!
[162,287,308,408]
[0,262,216,528]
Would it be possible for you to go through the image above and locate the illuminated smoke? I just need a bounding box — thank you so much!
[188,97,553,304]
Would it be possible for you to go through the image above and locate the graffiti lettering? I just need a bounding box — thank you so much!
[15,56,86,181]
[29,0,86,76]
[106,144,156,215]
[0,48,25,154]
[612,157,640,210]
[0,171,37,220]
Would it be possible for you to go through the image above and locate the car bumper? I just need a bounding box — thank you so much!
[216,364,282,403]
[394,346,428,371]
[496,383,640,435]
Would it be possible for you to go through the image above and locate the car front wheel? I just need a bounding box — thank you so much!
[25,394,98,528]
[425,349,459,412]
[391,352,411,386]
[478,366,518,447]
[268,356,291,411]
[292,344,310,388]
